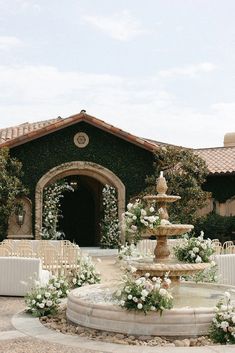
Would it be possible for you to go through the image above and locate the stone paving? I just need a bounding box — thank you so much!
[0,256,235,353]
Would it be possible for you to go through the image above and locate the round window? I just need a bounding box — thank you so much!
[74,132,89,148]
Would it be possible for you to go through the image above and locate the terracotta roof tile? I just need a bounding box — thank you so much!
[1,112,235,175]
[195,147,235,175]
[0,112,158,153]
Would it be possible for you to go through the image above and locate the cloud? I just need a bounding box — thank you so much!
[158,62,217,79]
[0,64,233,148]
[0,36,24,50]
[83,10,148,41]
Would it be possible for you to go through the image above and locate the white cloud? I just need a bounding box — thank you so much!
[158,62,217,79]
[0,64,233,148]
[83,10,148,41]
[0,36,24,50]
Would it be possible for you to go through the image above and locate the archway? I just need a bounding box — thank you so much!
[35,161,125,242]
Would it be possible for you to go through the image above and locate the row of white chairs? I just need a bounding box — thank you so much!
[0,239,80,275]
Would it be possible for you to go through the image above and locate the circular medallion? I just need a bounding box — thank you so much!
[74,132,89,148]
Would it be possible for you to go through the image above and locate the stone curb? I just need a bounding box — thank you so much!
[12,311,235,353]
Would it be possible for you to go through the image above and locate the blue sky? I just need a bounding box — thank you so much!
[0,0,234,147]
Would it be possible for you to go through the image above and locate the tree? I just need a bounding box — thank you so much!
[145,146,210,225]
[0,148,27,240]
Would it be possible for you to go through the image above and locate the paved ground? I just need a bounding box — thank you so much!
[0,256,235,353]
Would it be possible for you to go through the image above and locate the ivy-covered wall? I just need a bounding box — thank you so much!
[203,174,235,203]
[10,121,154,204]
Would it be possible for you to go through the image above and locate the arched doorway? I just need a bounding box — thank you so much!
[35,161,125,242]
[58,175,103,246]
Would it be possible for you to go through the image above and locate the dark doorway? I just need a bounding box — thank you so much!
[58,176,103,246]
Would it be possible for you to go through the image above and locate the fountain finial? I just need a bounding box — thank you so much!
[156,171,168,195]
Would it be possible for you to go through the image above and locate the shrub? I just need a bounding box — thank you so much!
[194,213,235,243]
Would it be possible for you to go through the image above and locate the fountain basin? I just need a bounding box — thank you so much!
[67,282,235,337]
[129,260,210,278]
[143,194,181,203]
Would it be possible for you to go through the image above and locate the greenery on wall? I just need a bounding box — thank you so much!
[194,213,235,243]
[0,148,27,240]
[10,122,154,236]
[145,146,210,224]
[203,174,235,203]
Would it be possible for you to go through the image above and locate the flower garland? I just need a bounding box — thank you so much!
[173,231,215,264]
[41,180,74,240]
[100,184,120,248]
[123,199,160,243]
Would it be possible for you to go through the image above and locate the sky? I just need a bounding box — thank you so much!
[0,0,234,148]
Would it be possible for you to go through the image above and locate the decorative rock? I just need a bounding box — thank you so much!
[138,335,152,341]
[174,340,185,347]
[182,338,190,347]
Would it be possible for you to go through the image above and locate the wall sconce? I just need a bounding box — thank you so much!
[15,203,26,227]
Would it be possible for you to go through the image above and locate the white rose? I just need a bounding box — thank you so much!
[120,300,125,306]
[38,302,45,309]
[141,209,147,216]
[232,316,235,324]
[193,247,199,253]
[44,292,51,298]
[195,255,202,263]
[137,303,143,309]
[133,297,138,302]
[145,273,150,278]
[150,306,156,311]
[127,203,133,210]
[72,278,77,284]
[132,215,137,220]
[31,299,36,305]
[149,207,154,213]
[224,291,231,299]
[141,289,148,297]
[46,300,53,307]
[127,294,132,300]
[36,294,41,300]
[159,288,167,296]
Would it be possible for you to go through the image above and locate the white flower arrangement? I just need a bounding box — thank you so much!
[25,284,61,317]
[48,274,70,298]
[115,273,173,314]
[118,243,143,260]
[209,292,235,344]
[173,231,215,264]
[41,180,74,240]
[123,199,160,243]
[100,184,120,248]
[71,255,101,287]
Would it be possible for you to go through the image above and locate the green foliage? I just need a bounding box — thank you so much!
[115,273,173,314]
[100,184,120,248]
[209,292,235,344]
[194,213,235,243]
[145,146,210,224]
[11,121,154,206]
[0,147,27,240]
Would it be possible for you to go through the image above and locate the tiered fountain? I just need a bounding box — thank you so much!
[67,173,235,337]
[130,171,210,282]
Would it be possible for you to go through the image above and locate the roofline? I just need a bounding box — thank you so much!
[0,112,158,153]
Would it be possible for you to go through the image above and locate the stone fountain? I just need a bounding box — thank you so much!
[67,173,235,337]
[130,171,210,282]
